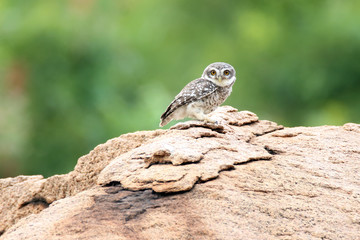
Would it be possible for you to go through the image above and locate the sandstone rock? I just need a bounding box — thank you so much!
[97,108,276,193]
[0,175,47,235]
[1,106,359,239]
[0,129,164,235]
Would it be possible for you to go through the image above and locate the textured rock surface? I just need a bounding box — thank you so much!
[1,106,359,239]
[0,128,163,234]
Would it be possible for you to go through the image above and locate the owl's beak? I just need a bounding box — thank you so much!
[217,76,223,82]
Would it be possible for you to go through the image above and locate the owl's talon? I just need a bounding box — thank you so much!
[203,117,220,125]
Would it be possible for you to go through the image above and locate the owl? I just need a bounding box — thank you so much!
[159,62,236,127]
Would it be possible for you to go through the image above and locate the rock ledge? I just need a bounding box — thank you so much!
[1,106,359,240]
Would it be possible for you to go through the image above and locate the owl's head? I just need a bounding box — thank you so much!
[202,62,236,87]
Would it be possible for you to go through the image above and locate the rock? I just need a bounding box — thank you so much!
[0,129,164,235]
[1,106,359,239]
[0,175,47,235]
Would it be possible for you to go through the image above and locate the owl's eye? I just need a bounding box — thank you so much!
[224,70,230,76]
[210,70,216,76]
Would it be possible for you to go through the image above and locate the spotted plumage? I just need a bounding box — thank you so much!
[160,62,236,127]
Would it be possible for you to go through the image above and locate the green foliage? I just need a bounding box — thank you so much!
[1,0,359,177]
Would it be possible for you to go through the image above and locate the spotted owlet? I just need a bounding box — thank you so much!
[159,62,236,127]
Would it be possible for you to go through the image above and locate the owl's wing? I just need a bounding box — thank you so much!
[160,78,217,121]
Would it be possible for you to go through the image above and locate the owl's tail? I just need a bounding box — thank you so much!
[159,117,170,127]
[159,110,172,127]
[159,106,174,127]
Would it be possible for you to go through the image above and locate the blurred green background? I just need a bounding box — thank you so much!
[1,0,359,178]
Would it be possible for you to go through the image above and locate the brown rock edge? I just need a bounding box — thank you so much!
[1,106,359,239]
